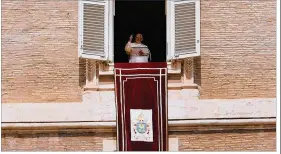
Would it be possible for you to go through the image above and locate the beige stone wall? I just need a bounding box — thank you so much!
[170,129,276,151]
[1,0,84,103]
[2,129,276,151]
[197,0,276,99]
[1,132,115,151]
[1,0,276,103]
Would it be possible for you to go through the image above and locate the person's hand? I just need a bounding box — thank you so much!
[139,50,144,56]
[129,35,133,42]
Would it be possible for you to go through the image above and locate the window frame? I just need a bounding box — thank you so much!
[80,0,201,82]
[78,0,200,62]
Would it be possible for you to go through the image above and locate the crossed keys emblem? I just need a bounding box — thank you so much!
[132,113,151,141]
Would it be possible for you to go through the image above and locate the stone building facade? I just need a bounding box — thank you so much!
[1,0,276,151]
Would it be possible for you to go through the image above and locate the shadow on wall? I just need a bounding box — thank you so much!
[79,58,86,88]
[194,57,201,86]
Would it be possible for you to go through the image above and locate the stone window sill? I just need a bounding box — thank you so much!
[84,83,198,91]
[84,58,196,91]
[98,61,181,76]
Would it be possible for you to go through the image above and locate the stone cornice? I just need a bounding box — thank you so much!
[2,118,276,134]
[2,96,276,122]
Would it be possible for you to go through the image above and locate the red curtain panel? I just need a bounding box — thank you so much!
[114,62,168,151]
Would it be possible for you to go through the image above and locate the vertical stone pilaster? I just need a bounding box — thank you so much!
[86,59,99,88]
[182,58,194,85]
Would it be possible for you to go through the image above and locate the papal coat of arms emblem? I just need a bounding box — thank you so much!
[130,109,153,142]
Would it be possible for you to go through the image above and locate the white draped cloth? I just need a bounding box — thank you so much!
[125,42,151,63]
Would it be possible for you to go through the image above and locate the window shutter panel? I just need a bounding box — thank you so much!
[79,0,109,60]
[169,0,200,60]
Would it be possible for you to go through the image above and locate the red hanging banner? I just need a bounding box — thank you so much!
[114,62,168,151]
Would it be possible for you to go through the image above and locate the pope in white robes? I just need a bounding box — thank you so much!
[125,33,151,63]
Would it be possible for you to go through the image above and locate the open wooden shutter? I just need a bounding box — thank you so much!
[167,0,200,60]
[78,0,110,60]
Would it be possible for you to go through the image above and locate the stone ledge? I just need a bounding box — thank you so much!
[98,61,182,76]
[83,83,198,91]
[2,118,276,134]
[2,97,276,122]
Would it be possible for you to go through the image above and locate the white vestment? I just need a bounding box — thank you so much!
[125,42,151,63]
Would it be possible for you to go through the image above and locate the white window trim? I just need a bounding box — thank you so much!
[166,0,172,61]
[108,0,114,62]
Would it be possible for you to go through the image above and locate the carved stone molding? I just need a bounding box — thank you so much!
[183,58,194,84]
[84,59,196,90]
[85,59,99,87]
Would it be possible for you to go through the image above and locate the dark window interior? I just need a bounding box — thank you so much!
[114,0,166,63]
